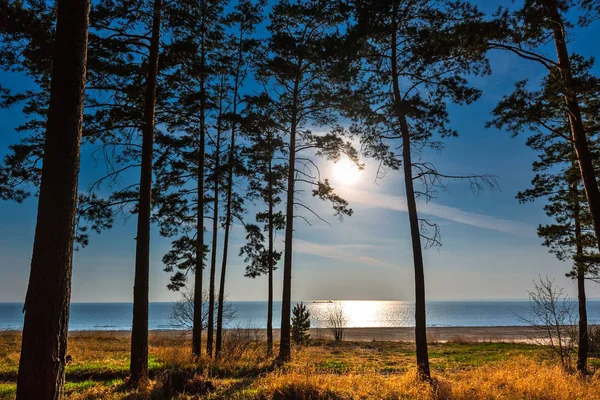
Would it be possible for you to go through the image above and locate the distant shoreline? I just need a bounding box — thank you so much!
[1,326,554,342]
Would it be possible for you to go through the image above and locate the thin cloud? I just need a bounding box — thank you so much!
[294,238,398,269]
[342,188,536,237]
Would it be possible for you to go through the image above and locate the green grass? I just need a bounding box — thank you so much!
[0,384,15,399]
[2,332,598,399]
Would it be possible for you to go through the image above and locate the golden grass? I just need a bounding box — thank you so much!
[3,331,600,399]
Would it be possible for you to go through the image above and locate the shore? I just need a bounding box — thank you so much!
[59,326,546,343]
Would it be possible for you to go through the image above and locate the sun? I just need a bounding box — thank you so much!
[332,157,363,185]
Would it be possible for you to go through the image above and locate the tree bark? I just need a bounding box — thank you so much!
[544,0,600,252]
[572,169,588,373]
[216,26,244,359]
[279,77,300,362]
[16,0,89,398]
[129,0,162,385]
[207,101,223,357]
[267,159,274,357]
[391,19,430,381]
[192,26,207,358]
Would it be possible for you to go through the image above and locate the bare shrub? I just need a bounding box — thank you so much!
[169,288,236,333]
[318,302,348,342]
[518,276,577,369]
[221,325,264,361]
[447,335,478,344]
[586,325,600,356]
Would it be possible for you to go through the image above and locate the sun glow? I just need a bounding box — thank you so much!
[333,157,363,185]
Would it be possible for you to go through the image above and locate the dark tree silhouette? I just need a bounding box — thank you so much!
[215,0,264,359]
[490,54,600,373]
[348,0,495,380]
[15,0,90,398]
[129,0,162,385]
[261,0,359,362]
[489,0,600,253]
[239,95,287,355]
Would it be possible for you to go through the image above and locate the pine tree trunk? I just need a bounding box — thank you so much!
[16,0,89,398]
[192,52,207,360]
[279,78,300,362]
[391,20,430,381]
[267,160,274,357]
[130,0,162,384]
[216,28,244,359]
[545,0,600,252]
[207,106,223,357]
[572,172,588,373]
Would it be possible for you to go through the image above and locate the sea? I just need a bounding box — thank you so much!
[1,300,600,331]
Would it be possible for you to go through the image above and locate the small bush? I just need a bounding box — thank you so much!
[222,327,264,361]
[156,369,215,397]
[291,302,311,345]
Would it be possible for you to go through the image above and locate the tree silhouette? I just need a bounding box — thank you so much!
[347,0,496,380]
[489,0,600,253]
[14,0,90,398]
[215,0,264,359]
[260,0,359,362]
[240,94,287,355]
[490,53,600,373]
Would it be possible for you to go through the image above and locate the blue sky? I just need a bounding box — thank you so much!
[1,1,599,303]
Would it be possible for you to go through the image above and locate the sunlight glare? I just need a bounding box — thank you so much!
[333,157,363,185]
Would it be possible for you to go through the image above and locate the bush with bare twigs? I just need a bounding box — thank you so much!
[318,302,348,342]
[518,276,577,369]
[169,288,236,333]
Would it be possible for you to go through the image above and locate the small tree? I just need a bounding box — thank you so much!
[322,302,348,342]
[170,288,236,333]
[291,302,311,345]
[519,276,577,370]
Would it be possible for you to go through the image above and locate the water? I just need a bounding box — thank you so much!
[1,300,600,331]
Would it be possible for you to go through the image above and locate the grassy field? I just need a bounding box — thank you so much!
[1,331,600,399]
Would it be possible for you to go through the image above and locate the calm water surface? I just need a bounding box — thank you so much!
[1,300,599,331]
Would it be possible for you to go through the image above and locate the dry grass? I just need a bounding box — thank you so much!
[2,331,600,399]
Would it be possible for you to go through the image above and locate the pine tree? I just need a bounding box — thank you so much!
[15,0,90,397]
[489,53,600,374]
[346,0,495,380]
[239,94,287,356]
[261,0,359,362]
[153,0,229,358]
[489,0,600,253]
[215,0,264,359]
[291,302,311,345]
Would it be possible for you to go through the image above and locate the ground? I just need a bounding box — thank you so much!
[1,331,600,399]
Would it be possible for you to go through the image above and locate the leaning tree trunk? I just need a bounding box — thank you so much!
[279,78,300,362]
[391,22,430,381]
[130,0,162,385]
[267,159,274,357]
[207,106,223,357]
[16,0,90,398]
[572,171,588,373]
[215,27,244,359]
[546,0,600,252]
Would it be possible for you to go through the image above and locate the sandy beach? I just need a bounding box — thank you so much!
[63,326,547,343]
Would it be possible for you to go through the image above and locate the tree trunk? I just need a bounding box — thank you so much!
[216,27,244,359]
[16,0,89,398]
[545,0,600,252]
[572,166,588,373]
[192,33,207,359]
[391,20,430,381]
[279,78,300,362]
[207,101,223,357]
[130,0,162,385]
[267,159,274,357]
